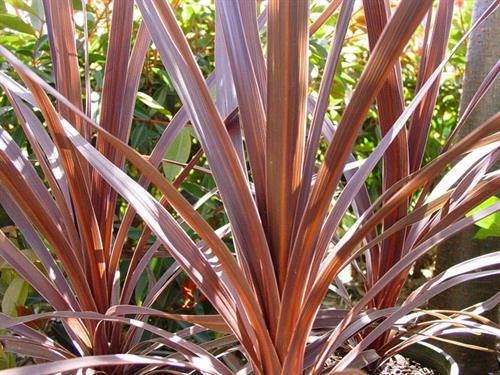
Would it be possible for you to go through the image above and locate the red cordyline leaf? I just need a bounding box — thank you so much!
[310,0,343,35]
[107,22,168,295]
[335,266,500,371]
[300,0,355,214]
[300,0,368,299]
[0,114,97,313]
[265,0,309,297]
[3,59,278,368]
[0,310,232,375]
[92,0,135,262]
[214,10,245,172]
[285,7,498,375]
[217,0,268,217]
[136,4,281,352]
[42,0,85,137]
[386,293,500,357]
[26,73,109,313]
[0,46,277,372]
[279,1,435,365]
[0,355,213,375]
[4,88,73,221]
[314,200,500,372]
[0,335,72,362]
[363,0,409,306]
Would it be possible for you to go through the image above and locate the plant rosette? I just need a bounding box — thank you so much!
[0,0,498,374]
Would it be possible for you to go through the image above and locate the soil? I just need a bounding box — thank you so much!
[324,354,436,375]
[374,355,435,375]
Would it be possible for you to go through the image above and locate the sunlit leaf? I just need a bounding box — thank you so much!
[4,0,37,16]
[1,276,29,316]
[162,127,191,181]
[137,91,172,116]
[0,13,35,35]
[466,196,500,239]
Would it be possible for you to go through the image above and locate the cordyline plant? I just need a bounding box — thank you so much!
[0,0,499,374]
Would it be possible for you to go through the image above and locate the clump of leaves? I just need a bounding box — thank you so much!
[0,0,498,374]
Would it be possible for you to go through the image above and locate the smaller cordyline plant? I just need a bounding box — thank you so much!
[0,0,499,374]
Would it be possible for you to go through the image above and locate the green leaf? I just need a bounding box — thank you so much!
[134,272,148,306]
[0,344,16,370]
[466,196,500,239]
[5,0,37,16]
[151,68,175,90]
[33,33,48,58]
[137,92,171,116]
[0,35,28,46]
[1,270,15,285]
[0,13,35,35]
[11,124,26,147]
[29,0,43,30]
[0,205,14,228]
[1,276,29,316]
[310,39,328,59]
[71,0,83,10]
[162,128,191,181]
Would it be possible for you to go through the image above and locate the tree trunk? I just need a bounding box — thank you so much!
[430,1,499,374]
